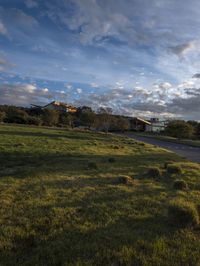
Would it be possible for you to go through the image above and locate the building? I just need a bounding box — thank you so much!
[128,117,167,132]
[31,101,77,113]
[148,118,166,132]
[128,117,152,132]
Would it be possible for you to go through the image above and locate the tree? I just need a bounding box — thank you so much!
[95,107,113,132]
[5,109,29,124]
[165,120,194,139]
[42,109,59,126]
[197,123,200,138]
[115,117,130,132]
[79,111,96,129]
[0,111,6,122]
[59,113,74,127]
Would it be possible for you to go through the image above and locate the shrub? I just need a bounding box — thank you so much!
[0,111,6,122]
[167,164,182,175]
[118,175,133,185]
[27,116,42,126]
[88,162,98,170]
[173,180,188,190]
[168,199,199,227]
[42,109,59,126]
[108,157,116,163]
[5,109,28,124]
[147,167,162,178]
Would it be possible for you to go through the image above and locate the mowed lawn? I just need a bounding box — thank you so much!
[0,125,200,266]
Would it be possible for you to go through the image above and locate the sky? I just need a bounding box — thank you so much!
[0,0,200,120]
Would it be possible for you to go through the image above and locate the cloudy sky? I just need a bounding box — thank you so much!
[0,0,200,119]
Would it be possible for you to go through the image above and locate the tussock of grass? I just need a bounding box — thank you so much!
[147,167,162,178]
[118,175,133,185]
[168,199,199,227]
[167,164,183,175]
[173,180,188,190]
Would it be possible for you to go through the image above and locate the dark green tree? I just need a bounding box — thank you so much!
[166,120,194,139]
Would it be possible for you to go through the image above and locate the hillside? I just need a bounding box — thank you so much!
[0,125,200,265]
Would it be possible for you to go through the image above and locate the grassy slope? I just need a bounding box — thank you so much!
[0,124,200,266]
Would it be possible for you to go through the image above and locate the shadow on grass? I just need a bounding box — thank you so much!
[0,150,183,179]
[1,210,174,265]
[0,129,113,142]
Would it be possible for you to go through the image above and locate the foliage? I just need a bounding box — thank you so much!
[166,120,194,139]
[5,108,29,124]
[0,111,6,122]
[27,115,42,126]
[168,199,199,227]
[42,109,59,126]
[79,111,96,128]
[59,113,74,127]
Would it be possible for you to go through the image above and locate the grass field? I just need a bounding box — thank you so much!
[0,124,200,265]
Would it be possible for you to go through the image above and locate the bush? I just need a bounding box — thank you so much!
[118,175,133,185]
[168,199,199,227]
[173,180,188,190]
[167,164,182,175]
[0,111,6,122]
[5,109,29,124]
[27,116,42,126]
[88,162,98,170]
[42,109,59,126]
[165,120,194,139]
[108,157,116,163]
[147,167,162,178]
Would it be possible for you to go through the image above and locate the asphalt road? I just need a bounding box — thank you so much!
[125,134,200,164]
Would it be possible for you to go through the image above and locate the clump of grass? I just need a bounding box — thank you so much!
[88,162,98,170]
[173,179,188,190]
[164,161,173,169]
[168,199,199,227]
[147,167,162,178]
[113,145,120,149]
[167,164,182,175]
[108,157,116,163]
[139,142,145,146]
[118,175,133,185]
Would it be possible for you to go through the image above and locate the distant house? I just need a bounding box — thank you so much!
[128,117,152,132]
[128,117,167,133]
[31,101,77,113]
[148,118,167,132]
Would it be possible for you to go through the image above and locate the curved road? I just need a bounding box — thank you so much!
[125,134,200,164]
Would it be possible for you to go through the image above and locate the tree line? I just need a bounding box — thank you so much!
[0,105,130,132]
[0,104,199,139]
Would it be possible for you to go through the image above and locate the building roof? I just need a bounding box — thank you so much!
[43,101,76,109]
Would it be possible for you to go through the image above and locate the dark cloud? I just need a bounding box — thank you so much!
[169,42,194,57]
[192,73,200,79]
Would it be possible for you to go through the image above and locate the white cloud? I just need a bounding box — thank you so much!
[0,20,9,37]
[76,88,82,93]
[90,82,99,88]
[24,0,38,8]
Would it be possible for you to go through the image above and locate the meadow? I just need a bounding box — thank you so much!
[0,124,200,266]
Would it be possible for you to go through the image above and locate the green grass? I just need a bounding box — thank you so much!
[0,124,200,265]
